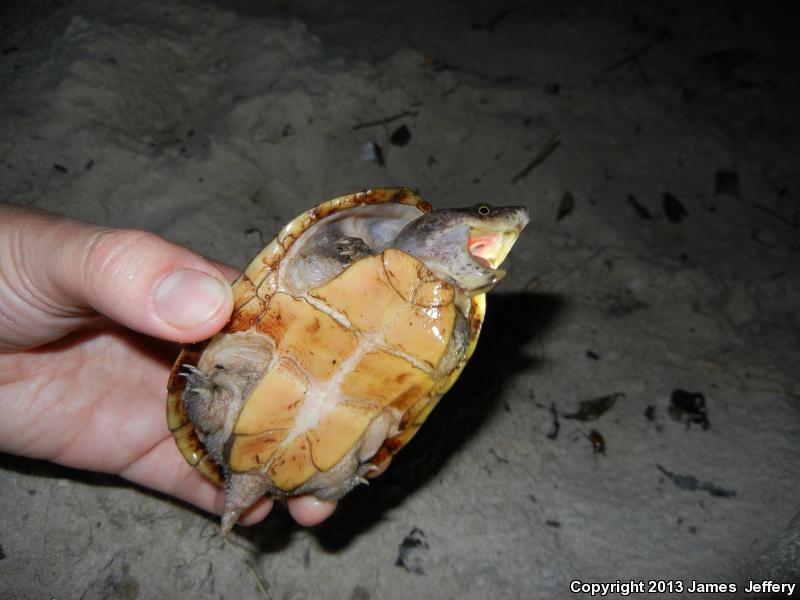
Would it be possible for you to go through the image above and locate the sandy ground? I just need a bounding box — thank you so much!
[1,1,799,598]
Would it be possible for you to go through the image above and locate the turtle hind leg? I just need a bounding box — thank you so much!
[221,472,272,534]
[312,462,380,501]
[291,447,379,501]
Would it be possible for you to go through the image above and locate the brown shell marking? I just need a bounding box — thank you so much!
[233,358,307,433]
[339,351,432,409]
[257,293,360,382]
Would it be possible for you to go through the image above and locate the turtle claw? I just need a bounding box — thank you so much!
[179,364,210,387]
[181,365,227,432]
[353,462,379,488]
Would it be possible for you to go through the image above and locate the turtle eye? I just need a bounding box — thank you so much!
[477,204,491,216]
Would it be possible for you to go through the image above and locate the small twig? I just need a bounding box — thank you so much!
[247,561,272,599]
[748,201,799,229]
[484,8,512,30]
[244,227,265,245]
[223,536,270,598]
[352,110,417,130]
[598,39,657,77]
[442,81,461,97]
[511,134,560,184]
[546,401,560,440]
[222,534,257,554]
[489,448,510,464]
[471,8,513,32]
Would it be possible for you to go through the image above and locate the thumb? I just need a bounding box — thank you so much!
[0,204,234,351]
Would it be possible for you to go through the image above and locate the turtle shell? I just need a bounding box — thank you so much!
[167,188,485,492]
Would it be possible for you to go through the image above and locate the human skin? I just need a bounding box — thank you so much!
[0,203,342,528]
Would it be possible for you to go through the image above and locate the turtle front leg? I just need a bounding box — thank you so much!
[180,365,227,433]
[335,236,372,264]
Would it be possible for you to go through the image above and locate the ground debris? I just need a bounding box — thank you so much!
[351,585,371,600]
[563,392,623,421]
[697,47,755,80]
[511,134,559,184]
[628,194,652,219]
[604,291,649,318]
[470,8,512,32]
[244,227,265,245]
[352,110,417,130]
[545,519,561,528]
[588,429,606,454]
[556,190,575,222]
[669,389,710,430]
[544,83,560,95]
[361,141,384,166]
[545,401,560,439]
[390,125,411,146]
[395,528,428,575]
[657,465,736,498]
[663,192,688,222]
[597,31,671,78]
[81,553,140,600]
[714,170,740,197]
[489,448,510,464]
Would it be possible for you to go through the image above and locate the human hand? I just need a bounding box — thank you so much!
[0,204,337,529]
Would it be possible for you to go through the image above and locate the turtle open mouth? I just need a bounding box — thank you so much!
[467,228,521,270]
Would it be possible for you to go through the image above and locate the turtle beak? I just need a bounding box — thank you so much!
[468,229,520,269]
[467,207,529,270]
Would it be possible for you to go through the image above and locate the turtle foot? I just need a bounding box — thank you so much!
[312,462,379,501]
[180,364,227,434]
[353,462,380,486]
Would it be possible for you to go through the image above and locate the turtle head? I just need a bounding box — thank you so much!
[393,203,529,295]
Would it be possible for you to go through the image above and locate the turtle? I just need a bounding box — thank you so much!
[167,188,528,532]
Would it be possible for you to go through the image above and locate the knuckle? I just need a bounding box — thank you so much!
[82,228,163,287]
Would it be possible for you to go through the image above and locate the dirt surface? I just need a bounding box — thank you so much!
[1,1,798,598]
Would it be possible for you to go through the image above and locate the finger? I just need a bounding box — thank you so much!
[238,497,273,526]
[0,204,234,350]
[208,260,241,283]
[287,495,337,526]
